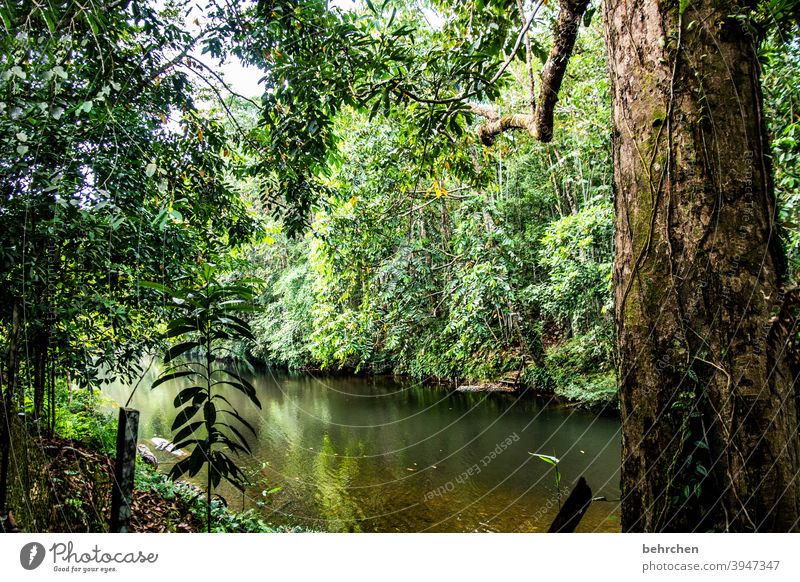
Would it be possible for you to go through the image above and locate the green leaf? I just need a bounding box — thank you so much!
[172,438,202,450]
[219,422,253,453]
[172,421,204,445]
[152,370,195,389]
[221,321,255,341]
[220,408,256,436]
[211,393,236,409]
[167,316,201,330]
[164,341,201,363]
[529,453,560,466]
[216,303,262,313]
[174,386,204,406]
[172,404,202,431]
[217,313,251,328]
[170,444,207,479]
[166,324,200,338]
[137,280,169,293]
[213,375,260,407]
[222,371,254,391]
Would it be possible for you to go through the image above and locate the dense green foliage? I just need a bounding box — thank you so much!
[239,15,617,404]
[1,0,799,532]
[134,465,309,533]
[0,0,258,430]
[53,385,118,456]
[0,0,261,525]
[764,34,800,276]
[227,2,798,412]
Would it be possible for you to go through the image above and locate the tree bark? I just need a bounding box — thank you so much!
[604,0,800,531]
[470,0,589,146]
[32,334,47,423]
[532,0,590,142]
[0,302,20,515]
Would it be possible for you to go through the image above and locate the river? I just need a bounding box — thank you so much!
[107,369,621,532]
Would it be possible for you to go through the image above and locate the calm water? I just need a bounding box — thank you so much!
[107,369,621,532]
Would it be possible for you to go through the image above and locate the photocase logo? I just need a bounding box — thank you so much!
[20,542,46,570]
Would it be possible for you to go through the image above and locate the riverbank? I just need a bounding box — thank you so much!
[253,361,618,411]
[3,398,311,533]
[5,433,312,533]
[133,465,311,533]
[248,322,618,410]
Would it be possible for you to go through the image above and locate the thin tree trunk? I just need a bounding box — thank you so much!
[604,0,800,531]
[49,353,56,434]
[0,303,20,515]
[0,366,8,518]
[32,335,47,423]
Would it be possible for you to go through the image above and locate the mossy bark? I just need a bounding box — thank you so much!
[604,0,800,531]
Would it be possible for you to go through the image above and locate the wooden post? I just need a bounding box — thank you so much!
[110,408,139,533]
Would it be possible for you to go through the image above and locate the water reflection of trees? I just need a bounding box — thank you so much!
[313,434,365,532]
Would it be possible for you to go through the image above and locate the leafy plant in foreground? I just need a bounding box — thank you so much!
[530,452,562,510]
[145,265,262,532]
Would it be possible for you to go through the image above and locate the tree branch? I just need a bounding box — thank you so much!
[186,56,261,107]
[469,104,532,146]
[532,0,589,142]
[469,0,589,146]
[516,0,537,117]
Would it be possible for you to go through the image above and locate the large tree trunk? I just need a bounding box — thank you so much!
[604,0,800,531]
